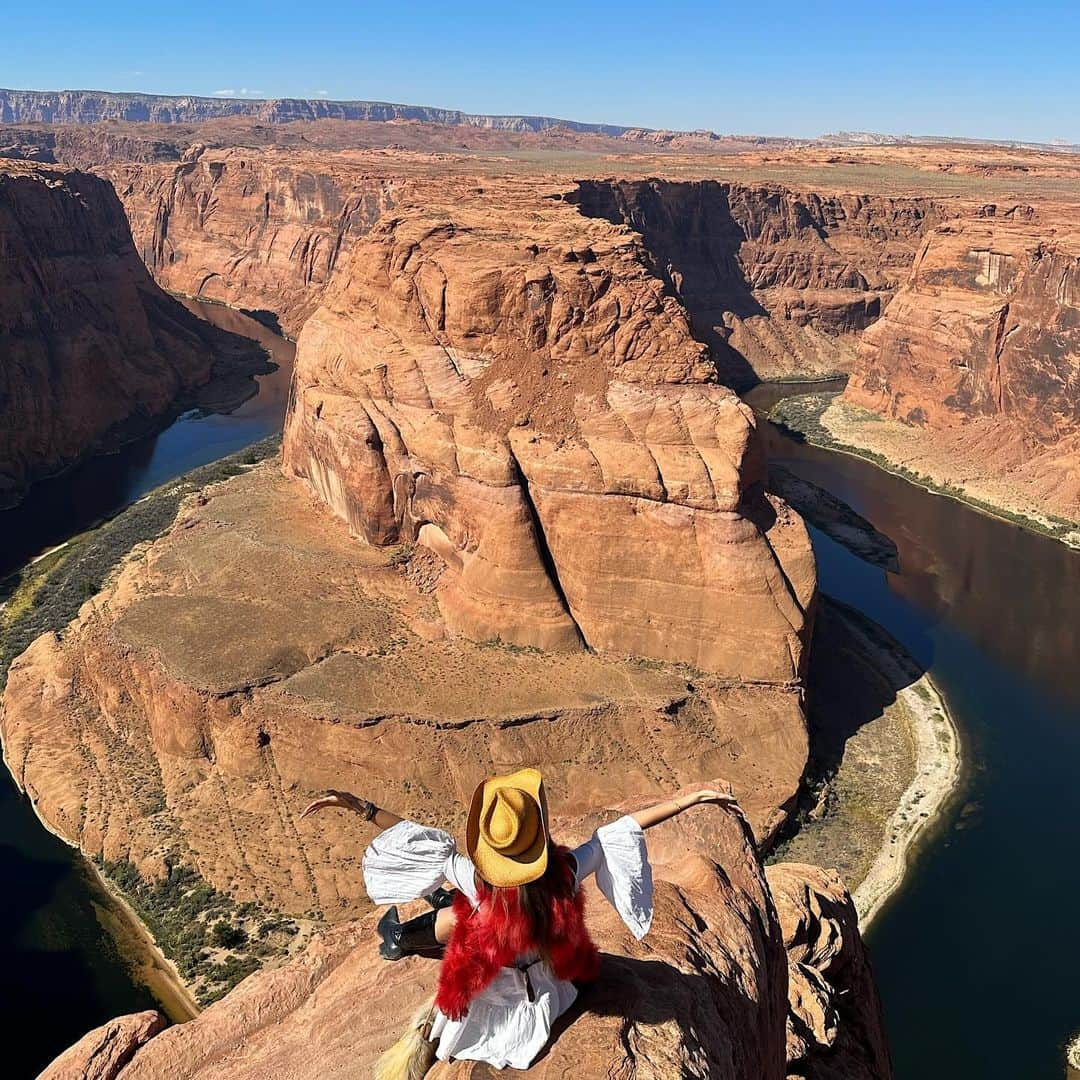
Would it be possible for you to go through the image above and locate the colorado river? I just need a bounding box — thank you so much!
[747,381,1080,1080]
[0,303,294,1078]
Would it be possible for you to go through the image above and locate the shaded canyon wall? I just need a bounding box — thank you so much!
[572,178,944,387]
[0,160,262,507]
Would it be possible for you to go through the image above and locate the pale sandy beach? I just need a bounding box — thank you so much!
[850,641,962,929]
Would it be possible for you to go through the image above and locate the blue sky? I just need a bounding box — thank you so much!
[6,1,1079,142]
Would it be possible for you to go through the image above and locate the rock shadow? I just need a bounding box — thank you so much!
[569,179,766,390]
[527,953,772,1074]
[768,464,900,572]
[796,596,930,829]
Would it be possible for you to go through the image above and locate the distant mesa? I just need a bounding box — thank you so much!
[0,87,680,138]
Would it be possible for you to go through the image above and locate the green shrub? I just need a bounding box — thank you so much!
[210,920,248,949]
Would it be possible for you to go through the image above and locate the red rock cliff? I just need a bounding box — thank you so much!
[844,205,1080,521]
[0,160,261,507]
[104,148,402,336]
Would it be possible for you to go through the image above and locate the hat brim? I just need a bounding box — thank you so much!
[466,768,549,888]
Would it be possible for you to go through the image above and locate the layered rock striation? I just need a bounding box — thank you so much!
[843,206,1080,521]
[282,180,816,678]
[573,179,944,386]
[39,800,891,1080]
[0,172,818,1013]
[106,148,403,337]
[0,160,265,506]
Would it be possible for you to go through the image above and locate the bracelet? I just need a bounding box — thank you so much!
[360,799,378,822]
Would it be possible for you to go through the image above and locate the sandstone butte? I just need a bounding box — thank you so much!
[281,179,819,674]
[38,801,891,1080]
[0,159,267,507]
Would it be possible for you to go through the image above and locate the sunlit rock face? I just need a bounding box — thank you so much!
[106,148,402,337]
[844,208,1080,520]
[283,178,815,679]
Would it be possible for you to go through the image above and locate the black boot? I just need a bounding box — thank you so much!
[426,887,456,911]
[377,906,441,961]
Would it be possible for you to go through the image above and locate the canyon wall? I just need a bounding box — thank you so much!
[104,149,403,336]
[0,144,917,1076]
[38,801,891,1080]
[107,162,944,358]
[0,177,819,961]
[573,179,944,386]
[282,179,816,677]
[0,125,185,167]
[0,160,263,506]
[842,205,1080,522]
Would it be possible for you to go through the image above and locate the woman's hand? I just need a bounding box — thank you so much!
[690,787,738,806]
[299,791,403,833]
[632,783,739,830]
[299,790,370,819]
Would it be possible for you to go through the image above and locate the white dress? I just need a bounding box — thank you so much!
[362,815,653,1071]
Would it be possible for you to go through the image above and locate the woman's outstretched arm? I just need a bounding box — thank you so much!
[631,787,737,830]
[299,790,403,833]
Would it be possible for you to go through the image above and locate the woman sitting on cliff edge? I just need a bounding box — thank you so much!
[301,768,735,1074]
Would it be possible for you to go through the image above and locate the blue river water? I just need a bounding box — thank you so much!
[747,382,1080,1079]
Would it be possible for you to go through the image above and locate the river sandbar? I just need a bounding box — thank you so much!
[771,599,961,930]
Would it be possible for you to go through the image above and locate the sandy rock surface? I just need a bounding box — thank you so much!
[1,465,809,924]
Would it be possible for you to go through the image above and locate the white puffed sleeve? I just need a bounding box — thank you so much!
[362,820,477,905]
[569,814,653,940]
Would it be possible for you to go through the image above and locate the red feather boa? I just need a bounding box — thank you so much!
[434,847,600,1020]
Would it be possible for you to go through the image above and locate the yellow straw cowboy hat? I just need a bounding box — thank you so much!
[466,767,549,887]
